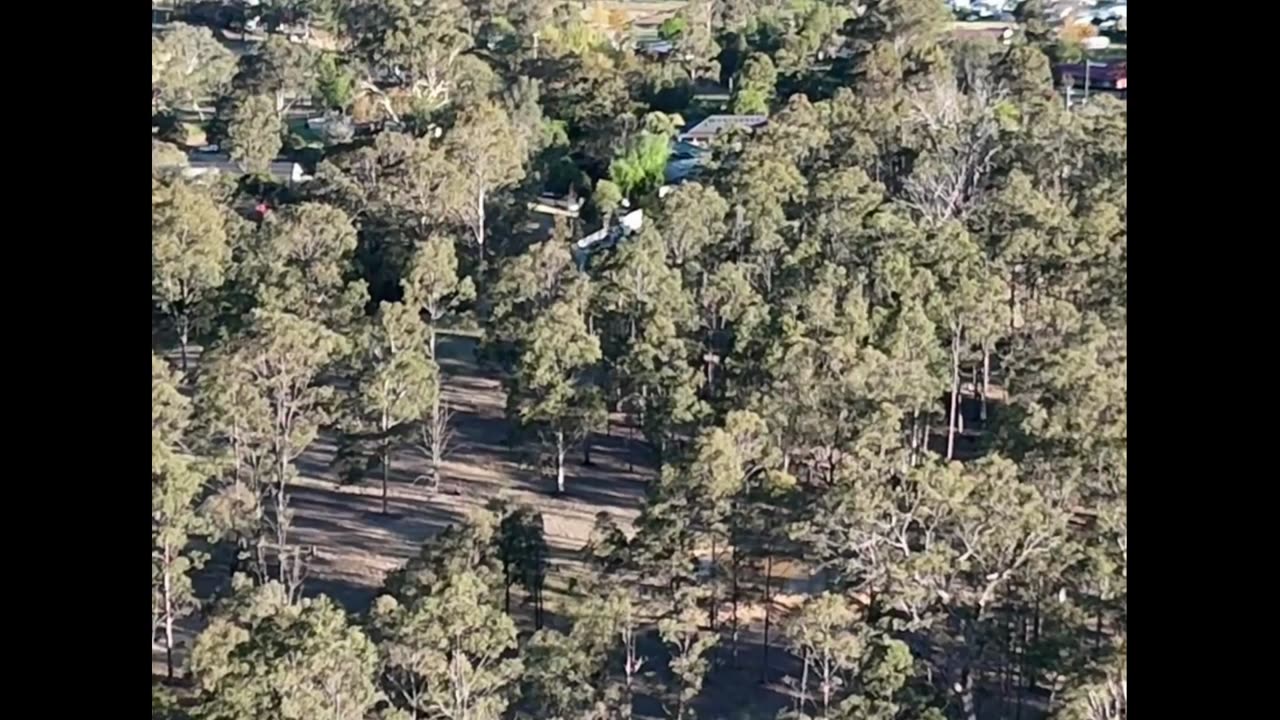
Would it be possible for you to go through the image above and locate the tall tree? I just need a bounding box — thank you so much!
[504,1,558,61]
[658,591,719,720]
[340,0,473,115]
[152,177,231,370]
[519,581,645,720]
[152,23,236,118]
[658,413,769,631]
[372,569,523,720]
[486,237,582,368]
[403,234,477,359]
[234,36,319,117]
[383,510,506,606]
[152,355,208,679]
[242,202,369,333]
[670,0,722,81]
[347,302,438,514]
[442,100,528,272]
[652,182,730,287]
[519,628,605,720]
[780,592,862,718]
[592,225,703,450]
[892,458,1069,718]
[494,502,550,626]
[505,291,604,494]
[192,344,276,496]
[924,223,1009,461]
[189,581,380,720]
[227,93,284,176]
[218,310,345,583]
[901,75,1005,227]
[731,53,777,115]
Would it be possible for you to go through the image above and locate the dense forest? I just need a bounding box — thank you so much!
[152,1,1126,719]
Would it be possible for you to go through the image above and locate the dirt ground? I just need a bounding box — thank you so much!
[156,336,649,656]
[157,333,820,717]
[287,332,656,610]
[155,333,1041,719]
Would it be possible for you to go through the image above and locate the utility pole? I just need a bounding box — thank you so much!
[1084,56,1092,103]
[1083,48,1102,104]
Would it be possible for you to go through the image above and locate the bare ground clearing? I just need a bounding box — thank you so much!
[156,334,1029,719]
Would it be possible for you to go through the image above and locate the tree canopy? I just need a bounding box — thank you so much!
[153,4,1125,718]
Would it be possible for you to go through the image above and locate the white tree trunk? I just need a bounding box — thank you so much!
[475,187,487,268]
[981,346,990,421]
[177,312,190,372]
[381,400,391,515]
[947,328,961,461]
[556,430,566,493]
[163,543,175,679]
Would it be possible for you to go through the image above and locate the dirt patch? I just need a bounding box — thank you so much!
[277,333,655,610]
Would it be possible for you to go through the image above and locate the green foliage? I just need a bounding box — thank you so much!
[520,628,603,719]
[732,53,777,115]
[152,140,189,179]
[609,132,673,199]
[780,592,863,717]
[660,16,689,41]
[403,234,476,354]
[593,226,707,451]
[227,94,284,176]
[236,36,318,116]
[487,238,582,355]
[340,0,471,113]
[372,568,522,720]
[494,502,550,622]
[152,355,210,677]
[314,52,356,110]
[153,177,230,368]
[658,596,719,719]
[152,684,190,720]
[442,100,529,260]
[340,301,438,511]
[653,182,730,282]
[593,178,623,219]
[239,201,368,333]
[152,23,236,116]
[190,585,380,720]
[148,5,1126,714]
[1015,0,1057,47]
[505,290,604,492]
[208,308,346,579]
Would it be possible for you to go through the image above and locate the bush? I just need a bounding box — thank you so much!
[609,132,672,198]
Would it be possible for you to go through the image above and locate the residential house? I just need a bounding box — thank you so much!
[185,154,308,183]
[676,115,768,146]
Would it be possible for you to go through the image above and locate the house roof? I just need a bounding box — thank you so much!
[527,193,583,218]
[677,115,768,142]
[952,21,1016,41]
[185,154,302,182]
[1053,61,1126,80]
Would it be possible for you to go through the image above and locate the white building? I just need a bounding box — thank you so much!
[185,154,307,183]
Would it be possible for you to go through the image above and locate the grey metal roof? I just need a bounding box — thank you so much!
[677,115,768,142]
[184,153,302,182]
